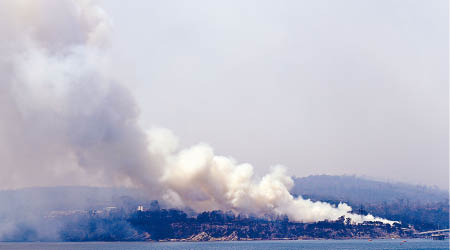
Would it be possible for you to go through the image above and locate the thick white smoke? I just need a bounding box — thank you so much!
[0,0,395,224]
[149,128,394,224]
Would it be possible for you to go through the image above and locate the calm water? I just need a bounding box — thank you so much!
[0,239,448,250]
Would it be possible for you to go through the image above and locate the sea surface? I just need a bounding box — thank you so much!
[0,239,448,250]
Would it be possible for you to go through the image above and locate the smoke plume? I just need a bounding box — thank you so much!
[0,0,394,225]
[149,128,393,224]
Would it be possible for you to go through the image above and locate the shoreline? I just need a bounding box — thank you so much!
[0,237,443,243]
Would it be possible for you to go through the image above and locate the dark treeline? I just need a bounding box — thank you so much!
[59,207,409,241]
[1,176,447,241]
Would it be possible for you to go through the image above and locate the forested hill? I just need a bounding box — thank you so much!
[292,175,449,231]
[0,175,447,234]
[292,175,448,204]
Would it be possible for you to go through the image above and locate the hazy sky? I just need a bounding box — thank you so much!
[99,0,448,189]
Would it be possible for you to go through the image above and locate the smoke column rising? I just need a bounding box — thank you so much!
[0,0,160,191]
[0,0,394,225]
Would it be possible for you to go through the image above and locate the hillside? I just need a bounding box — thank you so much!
[292,175,449,230]
[0,175,447,241]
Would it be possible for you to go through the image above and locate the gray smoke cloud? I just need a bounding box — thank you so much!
[0,0,160,191]
[0,0,394,226]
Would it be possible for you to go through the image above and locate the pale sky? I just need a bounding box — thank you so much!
[99,0,448,189]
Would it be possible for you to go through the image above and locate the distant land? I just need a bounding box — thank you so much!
[0,175,447,241]
[292,175,449,231]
